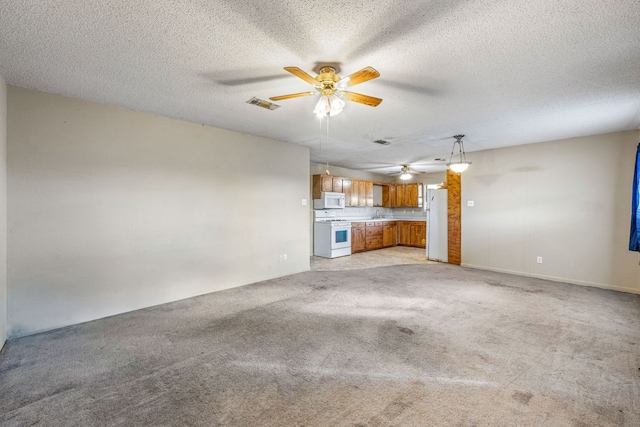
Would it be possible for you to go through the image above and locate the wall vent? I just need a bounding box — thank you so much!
[373,139,391,145]
[246,97,280,110]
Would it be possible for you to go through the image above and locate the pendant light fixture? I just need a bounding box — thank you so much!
[447,134,471,173]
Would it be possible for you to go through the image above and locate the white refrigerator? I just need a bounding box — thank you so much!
[426,188,448,262]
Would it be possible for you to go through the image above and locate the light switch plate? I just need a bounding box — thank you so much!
[301,199,307,206]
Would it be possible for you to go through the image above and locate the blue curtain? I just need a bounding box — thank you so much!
[630,143,640,252]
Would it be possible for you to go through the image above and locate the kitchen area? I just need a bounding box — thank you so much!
[310,167,462,267]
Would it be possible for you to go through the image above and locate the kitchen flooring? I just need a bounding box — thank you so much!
[311,246,439,271]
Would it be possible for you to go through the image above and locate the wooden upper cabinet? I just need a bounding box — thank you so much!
[351,179,359,206]
[393,183,423,207]
[311,175,380,208]
[332,177,343,193]
[406,183,419,207]
[382,184,396,208]
[365,181,373,207]
[342,179,352,206]
[396,184,406,207]
[389,184,397,207]
[312,175,334,199]
[321,176,333,192]
[358,181,366,206]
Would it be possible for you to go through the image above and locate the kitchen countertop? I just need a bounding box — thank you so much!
[348,218,426,222]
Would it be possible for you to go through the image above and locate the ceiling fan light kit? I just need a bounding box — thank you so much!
[313,94,345,117]
[447,134,471,173]
[390,164,426,180]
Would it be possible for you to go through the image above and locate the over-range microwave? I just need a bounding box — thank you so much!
[313,192,345,209]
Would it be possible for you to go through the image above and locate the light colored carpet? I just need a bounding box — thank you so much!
[1,264,639,426]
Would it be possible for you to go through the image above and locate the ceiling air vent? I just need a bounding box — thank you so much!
[246,97,280,110]
[373,139,391,145]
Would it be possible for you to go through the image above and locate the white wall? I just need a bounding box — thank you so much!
[0,75,6,349]
[462,130,640,293]
[7,86,310,338]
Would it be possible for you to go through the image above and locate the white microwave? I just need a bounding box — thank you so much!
[313,192,345,209]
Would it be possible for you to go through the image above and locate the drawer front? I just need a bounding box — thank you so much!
[365,221,375,227]
[365,226,382,237]
[351,222,366,228]
[365,236,383,249]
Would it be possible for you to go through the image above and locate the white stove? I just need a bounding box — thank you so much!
[313,212,352,258]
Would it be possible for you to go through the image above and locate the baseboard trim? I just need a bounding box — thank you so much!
[460,263,639,295]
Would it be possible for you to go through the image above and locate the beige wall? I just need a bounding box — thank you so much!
[310,163,392,182]
[0,76,6,348]
[7,86,310,338]
[462,130,640,293]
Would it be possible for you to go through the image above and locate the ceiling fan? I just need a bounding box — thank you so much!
[270,66,382,117]
[389,165,426,180]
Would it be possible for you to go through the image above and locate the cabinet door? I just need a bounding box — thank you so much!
[389,184,397,207]
[365,181,374,207]
[352,227,366,253]
[321,175,333,192]
[332,177,343,193]
[398,222,411,245]
[410,224,426,248]
[312,175,331,199]
[406,183,419,207]
[351,179,359,206]
[342,179,352,206]
[382,185,391,207]
[396,184,406,207]
[358,181,366,206]
[383,224,398,247]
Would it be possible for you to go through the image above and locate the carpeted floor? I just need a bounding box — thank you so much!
[1,264,639,426]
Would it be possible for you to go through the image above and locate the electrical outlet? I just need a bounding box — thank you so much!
[283,254,287,261]
[279,255,284,262]
[467,200,474,207]
[301,199,307,206]
[536,256,542,264]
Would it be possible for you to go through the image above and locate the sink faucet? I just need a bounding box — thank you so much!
[375,209,380,219]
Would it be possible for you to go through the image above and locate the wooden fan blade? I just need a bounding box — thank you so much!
[284,67,319,86]
[342,91,383,107]
[343,66,380,87]
[269,91,316,101]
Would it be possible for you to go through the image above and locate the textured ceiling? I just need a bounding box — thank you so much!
[1,0,639,174]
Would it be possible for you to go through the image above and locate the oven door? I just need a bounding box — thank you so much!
[331,225,352,250]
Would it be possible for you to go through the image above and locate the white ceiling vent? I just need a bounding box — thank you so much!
[246,97,280,110]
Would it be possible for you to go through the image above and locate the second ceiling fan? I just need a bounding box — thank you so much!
[270,66,382,117]
[389,165,427,180]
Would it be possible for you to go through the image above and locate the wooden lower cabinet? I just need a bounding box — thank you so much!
[351,222,366,253]
[365,221,383,250]
[398,222,411,246]
[383,221,398,247]
[398,221,426,248]
[410,223,426,248]
[352,220,424,252]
